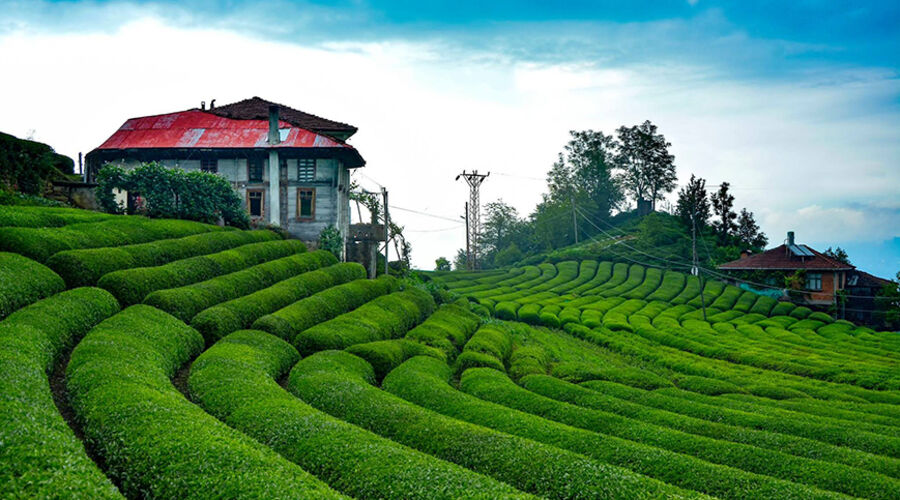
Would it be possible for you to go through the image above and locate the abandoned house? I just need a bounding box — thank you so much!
[84,96,365,245]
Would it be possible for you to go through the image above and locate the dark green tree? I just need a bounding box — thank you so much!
[823,246,851,265]
[318,225,343,259]
[494,243,524,267]
[676,174,710,229]
[453,249,468,270]
[874,272,900,329]
[710,182,737,241]
[615,120,676,210]
[736,208,768,249]
[434,257,451,271]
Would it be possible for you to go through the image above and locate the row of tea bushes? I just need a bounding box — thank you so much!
[143,250,337,322]
[66,305,346,499]
[191,262,366,343]
[47,230,278,287]
[0,217,225,262]
[189,330,531,499]
[455,323,514,373]
[98,240,306,305]
[0,288,121,499]
[291,351,696,499]
[404,301,482,358]
[252,275,398,342]
[292,287,436,356]
[461,368,897,499]
[387,357,843,500]
[0,205,116,228]
[0,252,65,319]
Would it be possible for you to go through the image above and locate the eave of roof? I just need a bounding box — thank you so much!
[718,244,855,271]
[208,96,357,138]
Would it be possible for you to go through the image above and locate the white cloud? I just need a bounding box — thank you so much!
[0,16,898,270]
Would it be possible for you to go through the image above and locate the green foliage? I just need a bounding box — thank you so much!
[676,174,710,228]
[404,302,481,358]
[0,131,73,195]
[0,214,225,262]
[0,205,113,227]
[48,229,278,287]
[96,162,250,228]
[0,288,121,499]
[98,239,305,306]
[347,339,446,381]
[317,225,343,259]
[0,190,67,207]
[0,252,65,320]
[189,330,529,500]
[67,305,343,499]
[434,256,451,271]
[144,250,337,322]
[493,242,524,267]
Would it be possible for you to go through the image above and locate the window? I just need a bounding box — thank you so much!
[298,158,315,182]
[201,158,217,173]
[247,190,264,218]
[297,188,315,219]
[248,159,264,182]
[806,272,822,291]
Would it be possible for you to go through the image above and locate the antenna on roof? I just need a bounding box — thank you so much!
[201,101,206,111]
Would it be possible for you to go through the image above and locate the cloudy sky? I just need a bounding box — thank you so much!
[1,1,898,276]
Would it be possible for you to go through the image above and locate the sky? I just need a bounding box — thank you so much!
[1,1,898,276]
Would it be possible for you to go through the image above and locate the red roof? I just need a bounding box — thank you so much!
[209,97,357,138]
[719,244,855,271]
[95,109,351,150]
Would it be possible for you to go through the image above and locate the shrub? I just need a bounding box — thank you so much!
[790,306,812,319]
[770,301,797,316]
[188,330,530,500]
[459,323,513,369]
[539,312,561,328]
[0,288,120,499]
[516,303,543,324]
[66,305,343,499]
[47,229,278,287]
[808,311,834,323]
[291,351,693,499]
[404,302,481,358]
[144,250,336,322]
[508,345,549,381]
[0,216,226,262]
[0,252,65,320]
[293,288,436,356]
[99,239,305,306]
[551,361,672,390]
[0,205,115,227]
[493,301,519,320]
[558,307,582,326]
[251,275,398,342]
[347,339,446,381]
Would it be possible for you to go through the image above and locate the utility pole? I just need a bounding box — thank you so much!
[382,187,389,276]
[691,212,708,321]
[456,170,489,270]
[571,192,578,245]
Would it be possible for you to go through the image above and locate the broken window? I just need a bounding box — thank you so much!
[298,158,315,182]
[248,190,264,217]
[298,188,315,219]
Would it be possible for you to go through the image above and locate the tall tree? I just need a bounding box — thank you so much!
[676,174,710,229]
[823,247,851,265]
[566,130,623,220]
[434,257,451,271]
[480,200,522,261]
[615,120,677,210]
[736,208,768,249]
[711,182,737,240]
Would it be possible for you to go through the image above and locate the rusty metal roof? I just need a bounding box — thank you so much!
[209,97,357,138]
[719,244,855,271]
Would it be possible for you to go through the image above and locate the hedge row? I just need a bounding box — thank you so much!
[66,305,345,499]
[292,287,436,356]
[252,275,398,342]
[98,239,306,306]
[524,374,900,479]
[462,369,897,499]
[47,229,278,287]
[0,288,121,499]
[0,216,225,262]
[507,344,549,381]
[0,252,65,320]
[189,330,531,499]
[0,205,115,228]
[392,357,843,500]
[291,350,697,499]
[551,361,672,390]
[190,262,365,343]
[144,250,336,322]
[404,301,481,358]
[455,323,514,373]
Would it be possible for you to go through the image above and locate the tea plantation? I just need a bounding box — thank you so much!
[1,205,898,499]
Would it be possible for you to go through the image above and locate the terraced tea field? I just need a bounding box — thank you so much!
[1,205,898,499]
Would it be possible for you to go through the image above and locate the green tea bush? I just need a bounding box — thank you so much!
[0,288,121,499]
[790,306,812,319]
[0,252,65,319]
[189,330,531,500]
[252,275,397,342]
[404,302,481,358]
[508,345,549,381]
[66,305,344,499]
[461,368,895,500]
[460,323,513,368]
[646,271,687,302]
[292,351,695,499]
[144,250,336,322]
[551,361,672,389]
[293,287,435,355]
[0,216,224,262]
[770,301,797,316]
[347,339,446,381]
[540,312,561,328]
[192,262,365,343]
[808,311,834,323]
[0,205,114,228]
[99,239,305,305]
[515,303,542,324]
[558,306,582,326]
[47,229,278,287]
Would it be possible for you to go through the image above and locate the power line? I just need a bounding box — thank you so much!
[389,205,463,224]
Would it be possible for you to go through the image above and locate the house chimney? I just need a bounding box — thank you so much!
[210,99,216,109]
[787,231,795,246]
[201,100,206,111]
[268,105,280,145]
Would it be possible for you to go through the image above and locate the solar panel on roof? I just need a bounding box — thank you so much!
[789,244,814,257]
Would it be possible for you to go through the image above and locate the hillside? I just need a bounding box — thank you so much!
[0,205,898,499]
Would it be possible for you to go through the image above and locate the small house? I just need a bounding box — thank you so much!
[85,97,365,247]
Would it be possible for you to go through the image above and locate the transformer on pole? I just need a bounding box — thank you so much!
[456,170,489,270]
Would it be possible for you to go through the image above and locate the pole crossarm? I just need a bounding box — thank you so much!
[456,170,490,270]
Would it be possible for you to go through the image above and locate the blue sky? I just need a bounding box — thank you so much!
[1,0,898,275]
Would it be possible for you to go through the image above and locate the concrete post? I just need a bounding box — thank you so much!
[268,150,280,226]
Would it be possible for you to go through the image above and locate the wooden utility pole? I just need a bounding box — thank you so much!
[382,187,389,276]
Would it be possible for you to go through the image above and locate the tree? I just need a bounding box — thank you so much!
[736,208,768,249]
[318,225,343,259]
[710,182,737,241]
[874,272,900,329]
[676,174,710,229]
[615,120,677,210]
[565,130,623,220]
[453,249,468,270]
[480,200,522,259]
[494,243,524,267]
[434,257,451,271]
[823,246,851,265]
